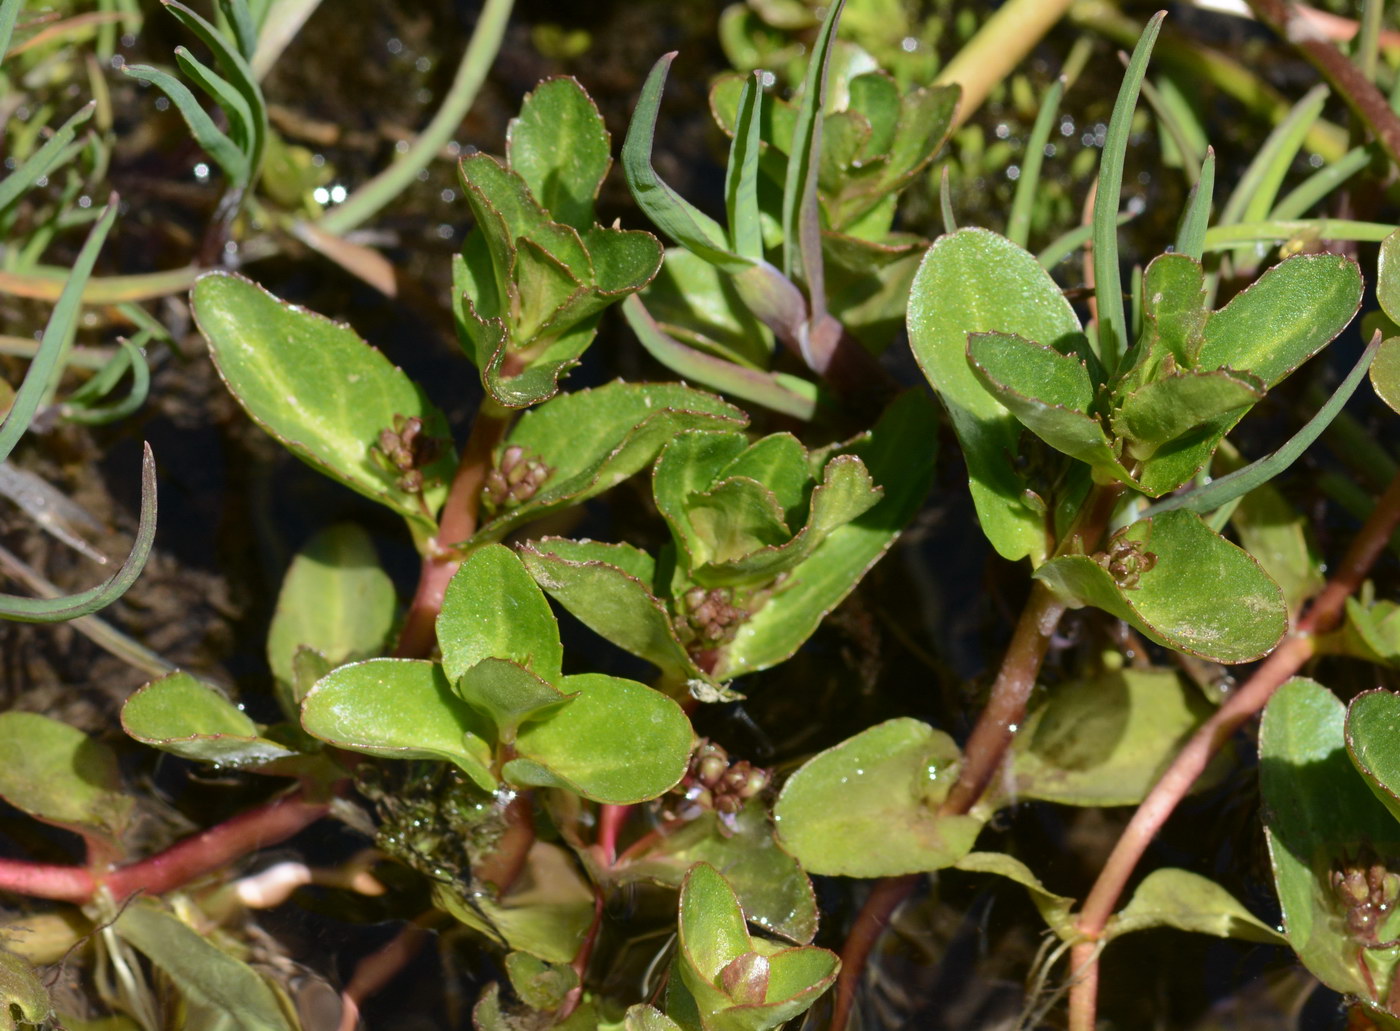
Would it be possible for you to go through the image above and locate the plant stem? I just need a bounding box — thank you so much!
[830,874,920,1031]
[1067,467,1400,1031]
[0,791,329,903]
[314,0,513,237]
[936,0,1075,130]
[395,400,512,658]
[1246,0,1400,167]
[336,917,434,1031]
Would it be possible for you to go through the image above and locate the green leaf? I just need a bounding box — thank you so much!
[1373,336,1400,414]
[625,1006,685,1031]
[475,381,746,544]
[1174,148,1216,261]
[723,390,938,677]
[1261,678,1400,1001]
[122,672,296,767]
[774,718,982,876]
[966,331,1123,474]
[907,228,1083,564]
[517,539,704,686]
[726,72,765,263]
[1197,254,1362,387]
[504,951,579,1011]
[1226,475,1324,614]
[113,900,294,1031]
[1107,868,1286,944]
[299,659,495,790]
[506,77,611,230]
[266,523,396,714]
[438,543,563,684]
[0,952,50,1031]
[123,64,247,184]
[1007,77,1064,249]
[456,658,573,745]
[952,852,1075,940]
[0,713,130,845]
[613,802,818,944]
[1112,369,1263,462]
[191,273,456,536]
[638,248,774,369]
[1346,689,1400,827]
[1379,229,1400,325]
[1012,664,1217,807]
[0,101,97,215]
[509,674,693,803]
[1033,509,1286,663]
[623,53,748,274]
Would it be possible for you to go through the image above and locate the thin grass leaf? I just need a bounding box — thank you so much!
[0,199,117,464]
[1007,76,1064,248]
[622,295,817,420]
[161,0,265,174]
[623,52,747,274]
[781,0,844,314]
[1038,211,1135,269]
[217,0,257,61]
[62,335,150,424]
[725,72,764,263]
[1272,144,1372,220]
[1093,12,1164,373]
[0,0,21,65]
[1174,147,1214,260]
[0,442,157,622]
[173,46,253,153]
[123,64,246,183]
[1203,219,1394,249]
[1144,333,1381,518]
[1138,74,1202,178]
[1358,0,1383,82]
[1220,84,1328,234]
[0,102,96,214]
[939,166,956,234]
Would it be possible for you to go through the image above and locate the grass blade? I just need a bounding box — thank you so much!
[1093,11,1164,373]
[1202,219,1395,249]
[1007,76,1064,249]
[173,46,254,154]
[62,335,151,425]
[0,0,22,65]
[1173,147,1214,260]
[1271,144,1372,220]
[622,52,745,273]
[123,64,246,183]
[1220,83,1329,232]
[0,102,96,214]
[1038,211,1134,269]
[781,0,844,313]
[0,443,158,622]
[0,198,118,464]
[1144,333,1381,518]
[725,71,764,263]
[1138,73,1202,178]
[939,165,957,234]
[217,0,257,61]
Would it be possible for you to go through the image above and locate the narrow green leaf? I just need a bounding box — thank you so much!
[1007,76,1064,249]
[61,335,152,425]
[507,77,612,230]
[907,228,1084,564]
[953,852,1076,940]
[0,443,158,623]
[173,46,254,154]
[623,53,748,274]
[191,272,457,536]
[1033,509,1286,663]
[1146,333,1379,517]
[1273,144,1372,220]
[781,0,845,308]
[438,544,563,684]
[217,0,259,61]
[266,523,396,713]
[774,718,983,876]
[1261,678,1400,1001]
[122,672,295,767]
[1107,868,1286,944]
[1220,84,1329,234]
[509,673,693,804]
[938,166,956,235]
[0,0,24,65]
[300,659,496,790]
[113,900,295,1031]
[122,66,246,181]
[1174,147,1215,261]
[726,72,765,262]
[1094,12,1165,371]
[0,102,96,215]
[0,712,131,844]
[0,199,117,464]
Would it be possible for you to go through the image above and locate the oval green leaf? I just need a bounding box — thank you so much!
[438,543,563,684]
[1346,689,1400,827]
[122,672,296,767]
[0,712,130,845]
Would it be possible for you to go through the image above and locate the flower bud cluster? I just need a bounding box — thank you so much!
[373,414,440,494]
[676,587,747,650]
[482,445,551,510]
[1332,854,1400,942]
[668,740,770,818]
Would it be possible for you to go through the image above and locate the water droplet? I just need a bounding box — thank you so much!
[900,36,918,52]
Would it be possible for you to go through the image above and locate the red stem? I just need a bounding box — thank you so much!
[1067,469,1400,1031]
[830,874,920,1031]
[337,919,433,1031]
[0,791,330,904]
